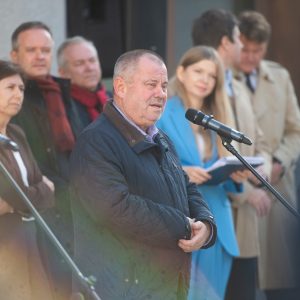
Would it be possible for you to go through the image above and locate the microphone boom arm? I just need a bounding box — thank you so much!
[0,160,101,300]
[221,137,300,220]
[201,114,214,129]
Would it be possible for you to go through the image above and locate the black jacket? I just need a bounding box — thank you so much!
[12,76,82,251]
[71,83,112,133]
[70,101,217,299]
[12,76,82,185]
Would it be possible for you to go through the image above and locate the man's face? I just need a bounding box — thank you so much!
[239,35,267,73]
[59,42,101,91]
[227,26,243,68]
[10,28,53,78]
[114,56,168,131]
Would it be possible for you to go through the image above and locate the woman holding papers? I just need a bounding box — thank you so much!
[157,46,248,299]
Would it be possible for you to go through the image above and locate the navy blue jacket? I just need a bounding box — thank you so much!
[70,101,217,299]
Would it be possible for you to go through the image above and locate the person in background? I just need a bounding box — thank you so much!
[10,21,81,300]
[237,11,300,300]
[0,60,54,300]
[191,9,272,300]
[57,36,111,132]
[70,49,217,300]
[158,46,250,300]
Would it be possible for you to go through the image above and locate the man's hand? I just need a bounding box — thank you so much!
[247,188,272,217]
[0,197,14,215]
[178,219,211,252]
[248,165,268,186]
[42,175,55,192]
[270,162,284,185]
[230,169,251,183]
[183,166,211,185]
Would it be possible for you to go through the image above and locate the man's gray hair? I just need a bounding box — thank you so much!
[113,49,165,80]
[57,36,98,68]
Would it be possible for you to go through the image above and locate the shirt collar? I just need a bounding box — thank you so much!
[112,102,159,141]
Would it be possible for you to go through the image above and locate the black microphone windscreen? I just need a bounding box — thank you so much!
[185,108,205,124]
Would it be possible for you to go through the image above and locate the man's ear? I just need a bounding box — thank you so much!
[10,50,18,63]
[113,76,126,98]
[58,67,68,79]
[220,35,231,51]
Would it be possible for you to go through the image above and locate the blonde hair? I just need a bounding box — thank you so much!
[171,46,236,158]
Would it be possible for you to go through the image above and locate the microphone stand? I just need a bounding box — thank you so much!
[221,137,300,220]
[0,159,101,300]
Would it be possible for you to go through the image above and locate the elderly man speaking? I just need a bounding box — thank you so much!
[70,49,217,300]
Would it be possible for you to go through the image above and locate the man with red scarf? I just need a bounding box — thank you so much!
[10,21,81,300]
[57,36,111,131]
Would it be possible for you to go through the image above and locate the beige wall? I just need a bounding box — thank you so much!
[167,0,234,76]
[0,0,237,78]
[0,0,66,75]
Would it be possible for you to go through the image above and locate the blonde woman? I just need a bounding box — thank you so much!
[158,46,248,299]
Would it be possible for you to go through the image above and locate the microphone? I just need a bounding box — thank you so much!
[185,108,252,145]
[0,134,19,151]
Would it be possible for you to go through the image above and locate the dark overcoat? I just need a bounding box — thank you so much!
[70,102,217,300]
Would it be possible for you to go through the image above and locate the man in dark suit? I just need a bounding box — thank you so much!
[57,36,111,132]
[10,21,82,300]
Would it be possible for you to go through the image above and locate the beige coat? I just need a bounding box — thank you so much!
[237,60,300,289]
[229,79,271,258]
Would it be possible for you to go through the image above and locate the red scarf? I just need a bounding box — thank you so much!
[71,84,108,121]
[35,76,75,152]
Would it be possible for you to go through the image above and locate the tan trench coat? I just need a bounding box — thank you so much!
[236,60,300,289]
[229,79,271,259]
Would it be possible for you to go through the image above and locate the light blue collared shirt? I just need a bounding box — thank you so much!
[225,69,234,98]
[112,102,159,142]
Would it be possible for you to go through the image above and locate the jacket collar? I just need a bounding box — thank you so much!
[103,101,162,153]
[234,60,275,84]
[26,75,72,105]
[258,60,276,83]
